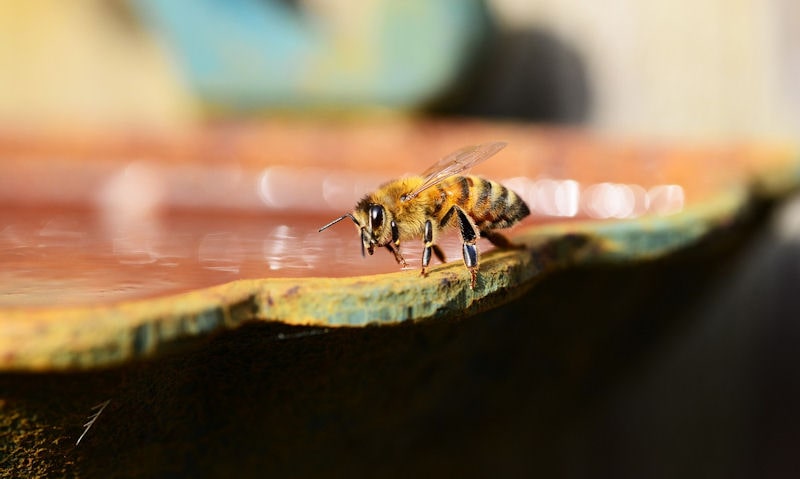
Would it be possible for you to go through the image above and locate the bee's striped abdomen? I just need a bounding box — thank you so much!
[468,176,530,230]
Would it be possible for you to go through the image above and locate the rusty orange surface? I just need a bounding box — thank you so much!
[0,119,793,310]
[0,118,797,371]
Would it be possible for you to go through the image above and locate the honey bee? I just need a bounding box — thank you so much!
[319,141,530,288]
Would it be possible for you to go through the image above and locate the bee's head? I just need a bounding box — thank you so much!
[353,203,390,256]
[318,202,391,258]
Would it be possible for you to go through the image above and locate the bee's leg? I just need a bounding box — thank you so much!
[451,206,480,289]
[385,243,407,268]
[420,219,436,277]
[386,220,407,267]
[431,245,446,264]
[481,230,525,250]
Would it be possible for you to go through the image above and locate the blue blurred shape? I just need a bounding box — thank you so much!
[136,0,490,111]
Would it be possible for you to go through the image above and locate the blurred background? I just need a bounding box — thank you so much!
[0,0,797,139]
[3,1,800,477]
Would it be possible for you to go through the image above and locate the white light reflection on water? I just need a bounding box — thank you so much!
[258,167,329,210]
[264,225,290,270]
[260,166,686,221]
[97,161,165,223]
[647,184,685,216]
[0,225,26,249]
[535,179,581,217]
[504,177,684,219]
[37,218,87,245]
[300,229,325,269]
[322,172,386,211]
[582,183,636,219]
[627,184,650,217]
[113,237,159,265]
[263,224,319,271]
[97,161,169,266]
[260,166,403,212]
[198,232,243,273]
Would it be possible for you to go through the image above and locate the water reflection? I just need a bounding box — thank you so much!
[647,184,686,215]
[258,165,686,222]
[321,171,386,211]
[98,161,165,223]
[112,237,159,265]
[505,177,582,218]
[261,225,347,272]
[258,167,328,210]
[505,177,684,220]
[262,225,292,271]
[0,225,26,249]
[583,183,635,219]
[259,167,388,212]
[198,232,243,273]
[37,218,87,246]
[0,174,688,308]
[299,229,326,271]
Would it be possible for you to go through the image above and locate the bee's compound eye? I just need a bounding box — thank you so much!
[369,204,384,230]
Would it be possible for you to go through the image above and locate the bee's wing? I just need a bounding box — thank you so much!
[402,141,507,201]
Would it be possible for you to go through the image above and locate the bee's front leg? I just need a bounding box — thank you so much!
[386,219,407,268]
[385,242,407,268]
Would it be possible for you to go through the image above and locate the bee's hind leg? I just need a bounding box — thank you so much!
[450,206,480,289]
[481,230,525,250]
[431,245,446,263]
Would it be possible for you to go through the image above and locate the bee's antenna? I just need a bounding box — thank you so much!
[318,213,360,232]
